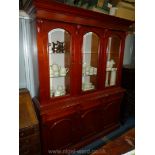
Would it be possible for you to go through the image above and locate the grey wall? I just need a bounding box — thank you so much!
[19,24,27,88]
[123,33,135,66]
[19,11,39,97]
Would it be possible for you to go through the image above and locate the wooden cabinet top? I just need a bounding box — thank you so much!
[24,0,134,31]
[19,89,38,129]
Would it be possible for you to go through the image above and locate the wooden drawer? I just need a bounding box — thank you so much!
[80,98,103,111]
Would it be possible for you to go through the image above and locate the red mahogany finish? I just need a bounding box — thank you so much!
[24,0,134,154]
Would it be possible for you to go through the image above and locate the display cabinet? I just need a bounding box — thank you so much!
[24,0,134,154]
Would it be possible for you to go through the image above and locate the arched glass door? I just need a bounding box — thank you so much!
[82,32,99,92]
[105,36,121,87]
[48,28,71,97]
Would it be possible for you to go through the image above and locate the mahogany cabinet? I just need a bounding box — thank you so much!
[24,0,134,154]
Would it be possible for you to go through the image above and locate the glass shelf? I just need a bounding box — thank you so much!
[83,52,98,54]
[49,51,70,54]
[82,74,97,77]
[50,89,69,97]
[82,87,95,91]
[106,52,120,53]
[50,75,68,78]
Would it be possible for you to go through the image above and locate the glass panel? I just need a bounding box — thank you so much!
[105,36,121,87]
[48,28,70,97]
[82,32,99,92]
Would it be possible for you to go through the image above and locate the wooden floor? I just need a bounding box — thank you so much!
[91,128,135,155]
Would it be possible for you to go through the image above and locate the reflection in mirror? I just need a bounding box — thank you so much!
[48,28,70,97]
[82,32,99,91]
[105,36,121,87]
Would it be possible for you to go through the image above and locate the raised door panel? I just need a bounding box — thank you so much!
[81,105,104,138]
[48,119,73,149]
[42,112,82,154]
[104,100,121,127]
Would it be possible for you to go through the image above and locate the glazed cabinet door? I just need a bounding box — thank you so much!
[37,20,76,103]
[77,26,104,93]
[104,31,126,88]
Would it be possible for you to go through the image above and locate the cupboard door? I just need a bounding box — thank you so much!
[48,119,73,149]
[81,105,104,138]
[43,117,75,152]
[104,31,125,87]
[104,100,121,127]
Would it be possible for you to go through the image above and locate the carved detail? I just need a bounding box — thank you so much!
[50,119,71,130]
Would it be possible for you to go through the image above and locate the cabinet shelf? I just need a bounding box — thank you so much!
[49,52,70,54]
[106,52,119,54]
[50,92,69,98]
[106,56,120,59]
[50,74,68,78]
[83,53,98,54]
[82,74,97,77]
[82,88,95,91]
